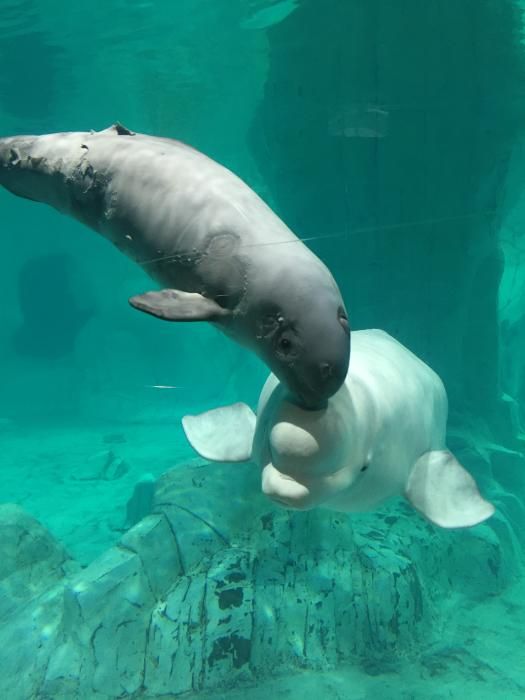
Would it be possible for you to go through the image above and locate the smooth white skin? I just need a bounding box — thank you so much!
[250,329,448,512]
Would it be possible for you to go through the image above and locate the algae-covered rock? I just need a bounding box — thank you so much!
[73,449,130,481]
[0,462,518,700]
[0,503,78,620]
[124,472,156,527]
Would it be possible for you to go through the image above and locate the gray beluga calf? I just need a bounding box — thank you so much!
[183,329,495,528]
[0,124,349,408]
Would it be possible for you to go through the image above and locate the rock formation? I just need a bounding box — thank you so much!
[0,460,520,699]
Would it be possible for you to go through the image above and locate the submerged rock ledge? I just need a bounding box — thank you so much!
[0,461,521,700]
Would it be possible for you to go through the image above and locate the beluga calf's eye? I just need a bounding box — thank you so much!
[339,309,349,332]
[275,332,298,361]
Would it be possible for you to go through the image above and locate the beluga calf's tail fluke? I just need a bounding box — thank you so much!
[0,124,350,408]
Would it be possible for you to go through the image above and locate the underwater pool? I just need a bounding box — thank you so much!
[1,1,525,698]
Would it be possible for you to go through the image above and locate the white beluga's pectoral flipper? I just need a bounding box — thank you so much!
[182,403,256,462]
[129,289,231,322]
[405,449,495,528]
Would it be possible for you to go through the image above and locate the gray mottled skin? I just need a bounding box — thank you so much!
[0,124,350,407]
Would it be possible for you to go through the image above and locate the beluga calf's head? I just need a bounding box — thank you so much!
[0,124,351,407]
[249,270,350,409]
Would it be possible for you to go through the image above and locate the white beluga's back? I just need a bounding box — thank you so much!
[183,329,495,529]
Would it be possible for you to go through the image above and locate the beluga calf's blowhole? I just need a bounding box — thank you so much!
[0,124,350,407]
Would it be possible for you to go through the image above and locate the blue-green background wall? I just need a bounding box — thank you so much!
[0,0,524,451]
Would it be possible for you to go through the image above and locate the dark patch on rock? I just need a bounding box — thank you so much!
[217,587,244,610]
[261,514,273,530]
[209,634,251,669]
[487,557,499,576]
[225,571,246,584]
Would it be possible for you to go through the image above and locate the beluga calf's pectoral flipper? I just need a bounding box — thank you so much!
[182,403,256,462]
[405,449,495,529]
[129,289,232,322]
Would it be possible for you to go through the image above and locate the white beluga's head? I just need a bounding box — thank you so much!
[251,377,364,510]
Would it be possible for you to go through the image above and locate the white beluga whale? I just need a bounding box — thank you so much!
[183,329,495,528]
[0,124,349,408]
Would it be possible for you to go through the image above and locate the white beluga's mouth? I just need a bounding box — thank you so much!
[261,463,316,511]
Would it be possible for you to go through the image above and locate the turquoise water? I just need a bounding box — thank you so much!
[1,1,525,698]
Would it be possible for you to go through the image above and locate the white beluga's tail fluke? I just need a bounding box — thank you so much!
[182,402,256,463]
[405,449,495,528]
